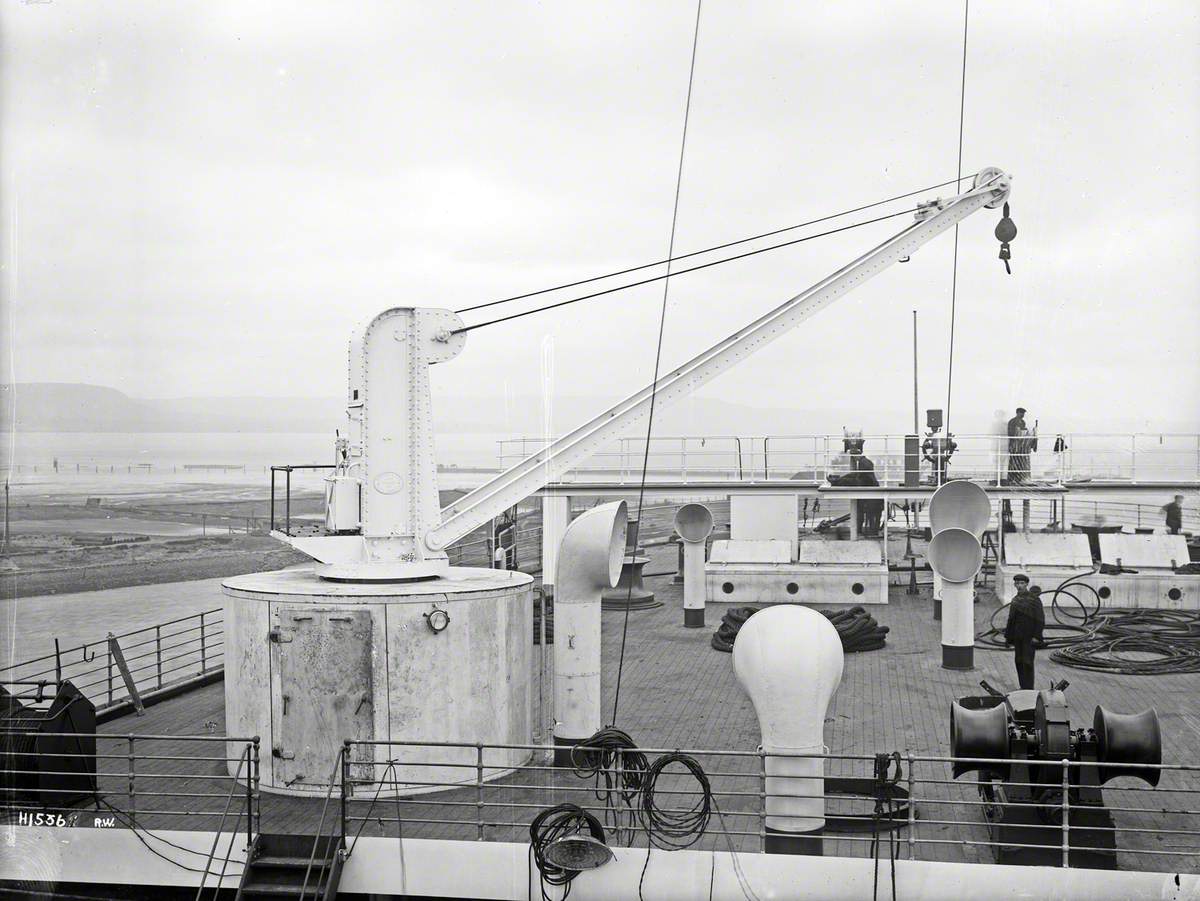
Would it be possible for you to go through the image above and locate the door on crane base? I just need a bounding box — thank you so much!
[271,607,374,789]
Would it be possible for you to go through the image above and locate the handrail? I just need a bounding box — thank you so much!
[330,738,1199,872]
[1,608,225,716]
[194,745,250,900]
[1,608,223,673]
[345,760,405,859]
[300,742,347,901]
[498,431,1200,489]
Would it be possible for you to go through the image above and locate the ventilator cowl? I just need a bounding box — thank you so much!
[733,605,844,854]
[674,503,714,627]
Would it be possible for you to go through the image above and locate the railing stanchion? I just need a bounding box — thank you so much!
[907,751,916,860]
[251,736,260,849]
[127,735,137,829]
[200,611,208,673]
[155,625,163,690]
[106,646,114,706]
[1061,758,1070,867]
[476,743,485,840]
[758,748,767,852]
[341,742,351,848]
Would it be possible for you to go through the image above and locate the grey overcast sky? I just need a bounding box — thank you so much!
[2,1,1198,434]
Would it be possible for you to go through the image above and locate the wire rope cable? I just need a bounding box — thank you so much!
[637,752,714,901]
[455,206,918,335]
[455,178,963,316]
[611,0,702,725]
[638,752,714,851]
[944,0,969,433]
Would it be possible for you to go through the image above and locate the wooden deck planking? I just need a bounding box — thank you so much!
[85,572,1200,873]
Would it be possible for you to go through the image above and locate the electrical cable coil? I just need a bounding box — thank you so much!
[529,804,608,901]
[976,571,1200,674]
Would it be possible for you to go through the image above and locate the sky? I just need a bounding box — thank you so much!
[2,1,1198,437]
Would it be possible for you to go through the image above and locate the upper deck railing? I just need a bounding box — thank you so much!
[0,608,223,718]
[499,433,1200,488]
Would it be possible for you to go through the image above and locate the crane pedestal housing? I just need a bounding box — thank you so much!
[223,567,533,797]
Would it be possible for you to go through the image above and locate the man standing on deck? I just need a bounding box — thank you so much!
[1004,574,1045,690]
[1162,495,1185,535]
[1006,407,1036,485]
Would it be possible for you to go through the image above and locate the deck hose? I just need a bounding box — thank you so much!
[976,572,1200,674]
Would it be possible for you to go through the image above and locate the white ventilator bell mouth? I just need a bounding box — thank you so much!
[732,606,844,834]
[673,503,715,543]
[928,527,984,583]
[928,480,991,537]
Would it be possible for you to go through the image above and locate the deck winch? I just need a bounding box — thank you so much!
[950,681,1161,868]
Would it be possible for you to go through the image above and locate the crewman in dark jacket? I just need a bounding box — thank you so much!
[1162,495,1185,535]
[1004,575,1045,690]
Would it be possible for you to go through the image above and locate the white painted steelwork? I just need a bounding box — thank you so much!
[424,170,1012,564]
[281,171,1010,580]
[10,829,1200,900]
[279,306,466,579]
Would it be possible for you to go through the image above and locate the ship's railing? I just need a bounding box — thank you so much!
[336,740,1200,873]
[499,433,1200,487]
[0,732,260,852]
[0,608,224,718]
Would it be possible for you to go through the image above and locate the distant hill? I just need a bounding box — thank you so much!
[0,383,345,434]
[4,382,1191,437]
[0,382,896,436]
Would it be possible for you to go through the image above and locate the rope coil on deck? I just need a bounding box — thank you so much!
[712,605,889,654]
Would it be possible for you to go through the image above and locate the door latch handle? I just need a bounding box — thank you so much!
[269,626,292,643]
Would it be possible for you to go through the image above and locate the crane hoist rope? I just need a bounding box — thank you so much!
[454,176,964,317]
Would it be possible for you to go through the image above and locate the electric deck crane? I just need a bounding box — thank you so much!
[274,167,1013,581]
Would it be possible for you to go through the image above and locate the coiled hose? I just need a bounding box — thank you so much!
[976,571,1200,674]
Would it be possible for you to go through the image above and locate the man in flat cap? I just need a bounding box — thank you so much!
[1004,574,1045,689]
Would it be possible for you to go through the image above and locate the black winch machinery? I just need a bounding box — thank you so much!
[950,681,1161,868]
